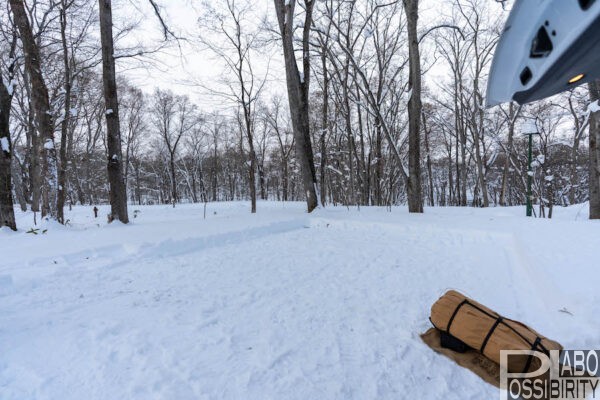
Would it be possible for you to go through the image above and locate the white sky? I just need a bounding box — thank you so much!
[114,0,279,110]
[114,0,509,110]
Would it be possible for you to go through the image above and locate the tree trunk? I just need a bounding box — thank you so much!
[11,155,27,212]
[589,81,600,219]
[259,163,266,200]
[422,112,434,207]
[27,105,41,212]
[403,0,423,213]
[135,164,141,205]
[0,33,17,230]
[99,0,128,223]
[355,89,368,205]
[472,85,489,207]
[57,4,71,224]
[249,150,257,212]
[342,67,356,205]
[282,161,289,201]
[568,98,583,206]
[273,0,318,213]
[212,137,218,202]
[320,46,329,207]
[170,154,177,206]
[500,103,519,206]
[243,112,257,213]
[0,71,16,230]
[10,0,58,219]
[374,117,383,206]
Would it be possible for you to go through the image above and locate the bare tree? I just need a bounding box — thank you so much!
[498,102,521,206]
[403,0,423,213]
[121,84,146,202]
[564,90,589,205]
[0,32,17,230]
[182,120,208,204]
[99,0,128,223]
[152,89,197,206]
[273,0,319,212]
[435,23,469,206]
[264,96,294,201]
[57,0,72,224]
[200,0,267,213]
[318,0,410,207]
[10,0,58,219]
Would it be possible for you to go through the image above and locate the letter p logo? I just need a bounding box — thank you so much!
[500,350,551,400]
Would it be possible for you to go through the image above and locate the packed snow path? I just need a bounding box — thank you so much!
[1,202,599,399]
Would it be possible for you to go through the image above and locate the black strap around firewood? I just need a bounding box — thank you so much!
[522,336,542,373]
[480,317,504,353]
[445,299,468,334]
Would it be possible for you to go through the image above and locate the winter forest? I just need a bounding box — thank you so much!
[3,1,600,399]
[1,0,598,232]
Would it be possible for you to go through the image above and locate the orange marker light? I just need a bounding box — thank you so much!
[568,74,585,84]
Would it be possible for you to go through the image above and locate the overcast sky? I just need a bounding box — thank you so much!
[113,0,275,110]
[114,0,509,111]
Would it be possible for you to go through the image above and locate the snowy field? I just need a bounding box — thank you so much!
[1,201,599,400]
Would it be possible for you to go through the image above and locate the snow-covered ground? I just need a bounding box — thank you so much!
[1,201,599,400]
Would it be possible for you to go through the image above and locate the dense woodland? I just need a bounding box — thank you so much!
[1,0,600,231]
